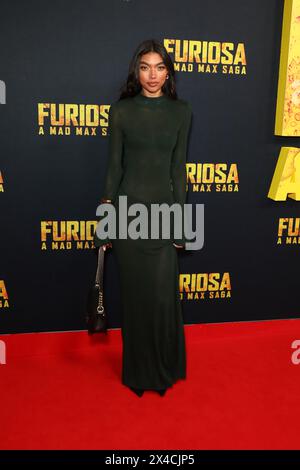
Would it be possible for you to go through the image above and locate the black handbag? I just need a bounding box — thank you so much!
[85,246,108,334]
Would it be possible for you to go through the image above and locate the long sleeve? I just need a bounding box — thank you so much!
[101,102,124,203]
[94,102,124,248]
[171,102,192,247]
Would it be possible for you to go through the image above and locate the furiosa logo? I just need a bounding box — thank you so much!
[37,103,110,136]
[187,163,239,192]
[277,217,300,245]
[179,272,232,300]
[41,220,97,250]
[270,0,300,202]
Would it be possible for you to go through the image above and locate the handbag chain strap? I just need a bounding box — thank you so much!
[95,246,105,315]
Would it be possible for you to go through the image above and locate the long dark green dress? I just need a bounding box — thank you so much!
[94,91,192,391]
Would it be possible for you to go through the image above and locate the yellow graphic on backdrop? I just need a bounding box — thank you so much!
[270,0,300,204]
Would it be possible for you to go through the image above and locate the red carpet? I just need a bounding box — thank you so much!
[1,319,300,450]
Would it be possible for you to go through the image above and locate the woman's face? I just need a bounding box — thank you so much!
[138,52,168,96]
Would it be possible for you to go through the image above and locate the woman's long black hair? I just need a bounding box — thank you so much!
[118,39,178,101]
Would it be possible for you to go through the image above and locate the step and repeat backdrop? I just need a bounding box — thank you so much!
[0,0,299,334]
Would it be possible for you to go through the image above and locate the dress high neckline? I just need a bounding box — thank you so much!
[133,91,167,106]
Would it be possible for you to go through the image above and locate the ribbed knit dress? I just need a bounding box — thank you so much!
[94,91,192,391]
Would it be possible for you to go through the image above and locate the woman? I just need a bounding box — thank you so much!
[94,39,192,398]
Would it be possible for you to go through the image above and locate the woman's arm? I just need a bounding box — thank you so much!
[94,103,123,249]
[171,102,192,248]
[101,102,124,204]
